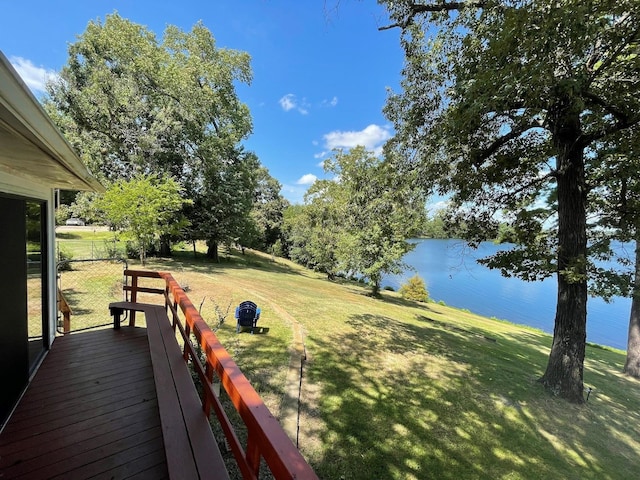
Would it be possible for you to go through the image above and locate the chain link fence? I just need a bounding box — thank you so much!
[56,258,128,334]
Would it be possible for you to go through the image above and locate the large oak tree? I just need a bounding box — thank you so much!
[45,13,255,255]
[379,0,640,402]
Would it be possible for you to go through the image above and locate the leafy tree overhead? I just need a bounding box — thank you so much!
[380,1,640,402]
[97,174,189,265]
[46,13,252,180]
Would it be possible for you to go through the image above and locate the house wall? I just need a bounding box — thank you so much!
[0,170,57,347]
[0,170,58,427]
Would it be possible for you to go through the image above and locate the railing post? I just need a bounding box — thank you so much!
[246,436,261,478]
[57,287,72,335]
[203,363,215,416]
[130,274,138,327]
[62,311,71,334]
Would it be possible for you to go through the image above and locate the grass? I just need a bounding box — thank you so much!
[57,229,640,480]
[56,226,124,260]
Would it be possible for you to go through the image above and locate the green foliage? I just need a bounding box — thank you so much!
[399,274,429,302]
[46,13,252,181]
[284,147,427,292]
[421,212,448,239]
[56,245,74,271]
[96,174,189,265]
[55,204,72,226]
[325,147,427,295]
[69,192,103,225]
[283,197,342,278]
[380,0,640,402]
[184,148,260,261]
[249,166,289,251]
[45,13,258,258]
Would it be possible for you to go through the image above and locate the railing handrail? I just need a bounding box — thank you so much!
[122,269,318,480]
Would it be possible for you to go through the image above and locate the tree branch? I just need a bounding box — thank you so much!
[584,91,631,125]
[586,12,640,81]
[379,1,486,30]
[582,91,640,145]
[472,120,544,165]
[495,170,555,204]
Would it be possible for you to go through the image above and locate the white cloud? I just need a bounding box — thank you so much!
[10,56,57,94]
[279,93,309,115]
[323,124,391,153]
[279,94,296,111]
[296,173,317,185]
[321,96,338,107]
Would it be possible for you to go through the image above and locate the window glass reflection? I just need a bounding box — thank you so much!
[26,201,46,371]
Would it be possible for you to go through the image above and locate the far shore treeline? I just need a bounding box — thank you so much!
[48,2,640,405]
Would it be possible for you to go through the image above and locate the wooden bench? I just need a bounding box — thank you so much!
[108,301,229,480]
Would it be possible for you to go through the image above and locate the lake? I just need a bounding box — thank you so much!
[382,239,631,350]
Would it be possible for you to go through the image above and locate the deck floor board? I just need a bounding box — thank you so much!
[0,327,169,480]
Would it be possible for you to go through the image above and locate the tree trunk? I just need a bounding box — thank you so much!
[159,234,171,257]
[207,240,219,262]
[624,238,640,377]
[139,243,146,267]
[539,94,587,403]
[370,274,381,297]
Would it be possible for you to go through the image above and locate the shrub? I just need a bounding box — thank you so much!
[57,246,74,271]
[55,204,72,226]
[399,274,429,302]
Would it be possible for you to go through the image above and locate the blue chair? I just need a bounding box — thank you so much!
[235,300,261,333]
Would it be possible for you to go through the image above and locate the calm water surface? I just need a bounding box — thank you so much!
[383,239,631,350]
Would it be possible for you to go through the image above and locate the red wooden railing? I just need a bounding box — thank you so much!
[122,269,318,480]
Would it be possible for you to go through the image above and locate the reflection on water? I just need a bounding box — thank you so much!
[383,239,631,350]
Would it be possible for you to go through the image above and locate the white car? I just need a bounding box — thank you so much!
[65,218,85,226]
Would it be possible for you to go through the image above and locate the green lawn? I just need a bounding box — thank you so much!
[57,229,640,479]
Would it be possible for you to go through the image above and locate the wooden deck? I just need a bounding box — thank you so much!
[0,327,169,480]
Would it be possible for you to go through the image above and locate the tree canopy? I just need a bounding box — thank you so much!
[46,13,262,254]
[379,0,640,402]
[288,146,427,295]
[97,174,188,265]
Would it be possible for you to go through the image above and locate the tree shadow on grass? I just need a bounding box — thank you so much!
[149,249,302,278]
[301,313,640,480]
[55,232,83,240]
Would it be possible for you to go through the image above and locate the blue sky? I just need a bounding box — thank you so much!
[0,0,405,203]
